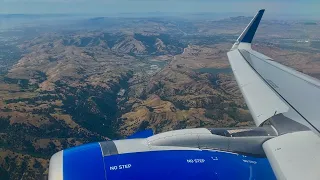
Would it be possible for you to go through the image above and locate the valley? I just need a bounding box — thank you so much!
[0,14,319,179]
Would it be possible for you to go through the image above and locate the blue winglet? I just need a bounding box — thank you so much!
[127,129,154,139]
[237,9,265,43]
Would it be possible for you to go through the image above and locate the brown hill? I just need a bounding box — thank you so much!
[118,44,254,137]
[112,36,146,54]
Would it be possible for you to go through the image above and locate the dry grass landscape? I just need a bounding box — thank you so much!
[0,14,319,179]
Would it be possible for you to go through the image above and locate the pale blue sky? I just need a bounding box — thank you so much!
[0,0,319,17]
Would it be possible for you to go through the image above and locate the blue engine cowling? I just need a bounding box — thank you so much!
[49,141,276,180]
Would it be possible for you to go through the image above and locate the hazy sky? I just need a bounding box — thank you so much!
[0,0,319,17]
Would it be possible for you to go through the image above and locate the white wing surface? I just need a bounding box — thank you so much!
[227,9,320,180]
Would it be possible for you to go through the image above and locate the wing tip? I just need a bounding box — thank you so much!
[237,9,265,44]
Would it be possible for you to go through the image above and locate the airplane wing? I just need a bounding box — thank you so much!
[227,9,320,180]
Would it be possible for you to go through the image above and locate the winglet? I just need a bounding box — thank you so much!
[232,9,265,50]
[237,9,265,43]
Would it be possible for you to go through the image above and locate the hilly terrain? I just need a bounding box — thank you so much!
[0,30,251,179]
[0,14,320,179]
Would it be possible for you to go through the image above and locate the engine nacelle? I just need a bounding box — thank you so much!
[48,127,277,180]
